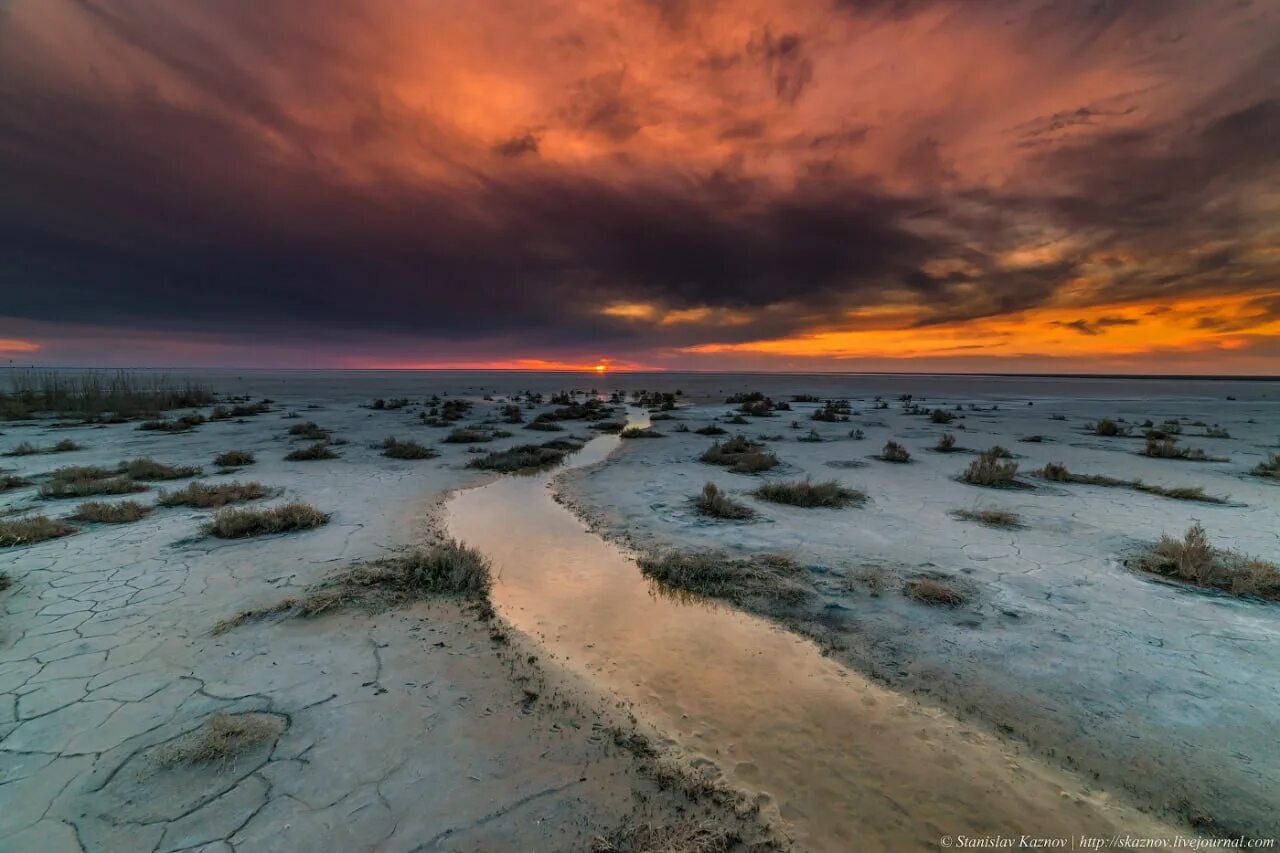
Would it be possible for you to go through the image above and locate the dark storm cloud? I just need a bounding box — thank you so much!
[1,0,1278,366]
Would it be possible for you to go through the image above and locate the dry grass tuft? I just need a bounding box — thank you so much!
[213,450,255,467]
[951,507,1022,528]
[1134,523,1280,599]
[287,421,330,440]
[1035,462,1226,503]
[377,437,437,459]
[751,478,864,508]
[1,473,30,492]
[1142,437,1221,461]
[638,550,809,605]
[620,427,663,439]
[285,441,338,461]
[38,467,146,499]
[0,515,78,547]
[121,458,202,481]
[694,482,754,520]
[905,578,965,606]
[156,713,284,767]
[204,502,329,538]
[699,436,779,473]
[71,500,151,523]
[4,439,82,456]
[443,427,494,443]
[158,480,270,508]
[592,818,738,853]
[878,440,911,462]
[1090,418,1130,437]
[468,443,570,473]
[213,540,491,633]
[1251,453,1279,479]
[935,433,957,452]
[962,448,1020,487]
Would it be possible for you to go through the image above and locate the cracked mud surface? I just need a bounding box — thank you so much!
[1,389,768,851]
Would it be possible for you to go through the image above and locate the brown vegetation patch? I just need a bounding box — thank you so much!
[694,483,754,520]
[751,478,864,508]
[1132,524,1280,599]
[213,450,255,467]
[905,578,965,606]
[39,468,147,499]
[1,473,30,492]
[204,502,329,538]
[156,713,285,767]
[950,507,1022,528]
[877,440,911,463]
[377,437,437,459]
[0,514,78,547]
[158,480,270,508]
[287,421,331,440]
[285,441,338,461]
[961,448,1021,487]
[468,442,570,473]
[70,500,152,523]
[699,436,779,474]
[1142,437,1225,461]
[214,540,491,633]
[1,371,213,421]
[1035,462,1227,504]
[638,550,809,605]
[1250,453,1279,479]
[620,427,663,438]
[121,458,202,481]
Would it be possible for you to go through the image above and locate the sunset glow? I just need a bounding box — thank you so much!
[1,1,1277,372]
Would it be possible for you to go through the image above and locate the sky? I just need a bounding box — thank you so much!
[1,0,1278,374]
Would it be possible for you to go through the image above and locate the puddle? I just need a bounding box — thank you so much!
[445,410,1164,850]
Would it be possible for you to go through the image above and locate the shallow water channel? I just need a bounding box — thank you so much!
[444,410,1164,850]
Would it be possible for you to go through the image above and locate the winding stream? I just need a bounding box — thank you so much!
[444,410,1166,850]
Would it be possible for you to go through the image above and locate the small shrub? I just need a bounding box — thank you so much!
[879,441,911,463]
[3,442,40,456]
[1253,453,1280,479]
[4,439,82,456]
[962,448,1020,487]
[797,428,822,443]
[620,427,663,439]
[929,408,953,424]
[905,578,964,606]
[443,427,492,443]
[1203,426,1230,438]
[751,478,864,508]
[71,500,152,523]
[204,502,330,538]
[121,458,202,481]
[699,436,779,473]
[468,443,568,473]
[524,419,565,432]
[694,425,727,436]
[1,473,30,492]
[1090,418,1129,437]
[638,550,808,604]
[935,433,957,452]
[285,441,338,461]
[695,483,754,520]
[213,450,255,467]
[287,421,330,440]
[1143,437,1215,460]
[0,515,77,547]
[377,437,437,459]
[1134,524,1280,599]
[39,473,146,499]
[157,713,284,767]
[158,481,270,508]
[951,508,1021,528]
